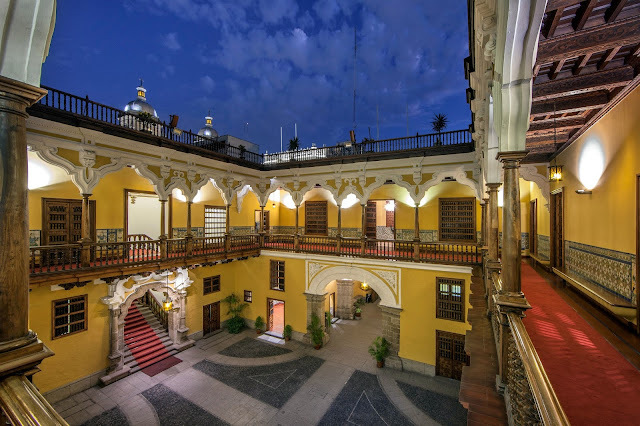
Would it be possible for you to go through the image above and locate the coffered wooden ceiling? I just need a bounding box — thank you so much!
[525,0,640,163]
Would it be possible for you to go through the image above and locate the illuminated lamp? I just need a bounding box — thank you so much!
[162,292,173,311]
[548,102,563,182]
[385,200,395,212]
[360,282,369,291]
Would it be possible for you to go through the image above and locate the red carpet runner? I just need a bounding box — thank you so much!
[124,302,182,376]
[521,262,640,425]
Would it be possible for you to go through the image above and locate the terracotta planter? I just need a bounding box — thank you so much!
[355,312,361,318]
[314,344,322,350]
[256,329,262,334]
[376,360,384,368]
[285,336,291,341]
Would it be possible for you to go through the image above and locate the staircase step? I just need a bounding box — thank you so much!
[124,328,156,341]
[130,341,168,358]
[132,347,170,366]
[126,334,164,350]
[135,350,177,370]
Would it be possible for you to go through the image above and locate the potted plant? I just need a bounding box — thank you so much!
[283,324,293,341]
[325,311,332,330]
[222,293,249,334]
[353,297,364,318]
[431,113,448,146]
[254,315,265,334]
[307,313,324,349]
[368,336,390,368]
[354,306,362,318]
[238,144,246,159]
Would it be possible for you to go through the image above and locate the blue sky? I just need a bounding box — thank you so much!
[42,0,470,153]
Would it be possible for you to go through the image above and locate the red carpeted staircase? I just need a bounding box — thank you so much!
[124,301,181,376]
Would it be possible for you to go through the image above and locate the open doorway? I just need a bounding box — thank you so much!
[125,190,168,240]
[267,299,284,337]
[365,200,396,240]
[254,210,270,233]
[530,199,537,255]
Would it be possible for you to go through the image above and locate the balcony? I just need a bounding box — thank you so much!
[27,86,474,170]
[29,234,481,286]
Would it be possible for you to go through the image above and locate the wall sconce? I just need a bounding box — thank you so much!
[360,282,369,291]
[575,189,592,195]
[272,203,276,209]
[549,163,563,182]
[385,200,395,212]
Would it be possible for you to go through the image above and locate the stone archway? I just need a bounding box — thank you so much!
[305,262,403,369]
[100,269,194,384]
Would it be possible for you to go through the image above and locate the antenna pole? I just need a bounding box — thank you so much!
[295,123,297,138]
[353,28,357,131]
[376,104,379,139]
[280,126,283,152]
[406,104,409,136]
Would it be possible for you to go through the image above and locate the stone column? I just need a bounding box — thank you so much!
[186,201,193,255]
[107,308,123,373]
[259,205,266,247]
[160,199,168,258]
[480,198,488,247]
[335,279,354,319]
[413,205,420,260]
[294,204,300,251]
[304,293,329,345]
[380,306,402,370]
[360,204,366,255]
[0,78,53,378]
[336,206,342,253]
[486,183,501,262]
[80,193,92,267]
[498,152,527,294]
[172,290,194,351]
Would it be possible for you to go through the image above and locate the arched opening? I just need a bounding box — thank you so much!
[99,269,194,385]
[306,264,402,369]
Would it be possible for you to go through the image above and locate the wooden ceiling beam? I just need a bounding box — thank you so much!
[543,7,565,39]
[605,0,628,23]
[531,91,610,116]
[537,15,640,64]
[546,0,583,11]
[572,0,597,31]
[598,46,622,70]
[573,53,592,75]
[549,59,567,79]
[527,116,586,132]
[532,66,634,101]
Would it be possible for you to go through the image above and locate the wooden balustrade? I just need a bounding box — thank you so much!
[144,290,168,330]
[489,269,569,425]
[29,234,480,277]
[0,375,67,425]
[30,86,471,169]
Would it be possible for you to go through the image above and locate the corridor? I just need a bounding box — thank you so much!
[522,261,640,425]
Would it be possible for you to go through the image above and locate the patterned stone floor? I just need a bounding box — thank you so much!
[50,302,466,425]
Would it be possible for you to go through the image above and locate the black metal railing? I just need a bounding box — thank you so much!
[30,86,472,169]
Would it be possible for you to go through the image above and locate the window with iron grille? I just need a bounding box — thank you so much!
[270,260,285,291]
[439,198,476,243]
[204,206,226,238]
[52,295,87,339]
[244,290,252,303]
[204,275,221,295]
[436,277,465,322]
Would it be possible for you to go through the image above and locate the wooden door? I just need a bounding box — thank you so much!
[268,299,274,331]
[636,176,640,330]
[436,330,468,380]
[203,302,220,336]
[42,198,96,245]
[365,201,377,238]
[530,199,537,255]
[550,191,564,268]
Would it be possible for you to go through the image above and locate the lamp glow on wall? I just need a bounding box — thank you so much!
[172,188,203,203]
[341,193,359,209]
[577,138,605,194]
[498,187,504,207]
[28,160,52,190]
[385,200,395,211]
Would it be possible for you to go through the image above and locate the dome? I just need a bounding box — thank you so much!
[197,114,218,139]
[124,84,158,118]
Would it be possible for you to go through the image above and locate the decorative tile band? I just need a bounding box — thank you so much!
[565,240,635,303]
[172,227,204,238]
[498,232,529,250]
[29,230,41,247]
[97,229,124,243]
[537,235,550,260]
[230,226,255,235]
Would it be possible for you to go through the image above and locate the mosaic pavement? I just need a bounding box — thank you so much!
[48,303,467,426]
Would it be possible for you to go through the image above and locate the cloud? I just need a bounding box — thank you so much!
[161,32,181,51]
[200,75,215,93]
[160,65,175,79]
[259,0,298,24]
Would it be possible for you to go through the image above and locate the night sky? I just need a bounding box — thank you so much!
[41,0,470,154]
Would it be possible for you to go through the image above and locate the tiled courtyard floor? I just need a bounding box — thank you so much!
[51,302,467,425]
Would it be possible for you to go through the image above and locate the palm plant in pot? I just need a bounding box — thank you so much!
[368,336,390,368]
[307,314,324,349]
[353,297,365,318]
[222,293,248,334]
[254,315,265,334]
[283,324,293,341]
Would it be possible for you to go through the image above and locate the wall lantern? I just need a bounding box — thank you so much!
[548,163,563,182]
[162,292,173,311]
[360,282,369,291]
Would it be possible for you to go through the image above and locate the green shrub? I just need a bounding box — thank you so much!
[283,324,293,339]
[368,336,390,362]
[255,315,265,331]
[222,293,248,334]
[306,314,324,347]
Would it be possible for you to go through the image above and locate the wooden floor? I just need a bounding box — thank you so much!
[459,266,508,425]
[525,258,640,371]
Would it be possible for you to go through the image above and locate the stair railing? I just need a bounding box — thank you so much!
[144,291,168,330]
[0,375,67,425]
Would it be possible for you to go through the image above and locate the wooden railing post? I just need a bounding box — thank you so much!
[360,204,366,256]
[336,206,342,254]
[80,193,92,267]
[413,205,420,261]
[294,204,300,251]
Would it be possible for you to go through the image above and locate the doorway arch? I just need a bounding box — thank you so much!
[100,268,194,384]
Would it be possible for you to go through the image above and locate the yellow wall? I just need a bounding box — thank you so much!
[30,284,110,393]
[529,181,550,237]
[552,86,640,254]
[399,268,471,366]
